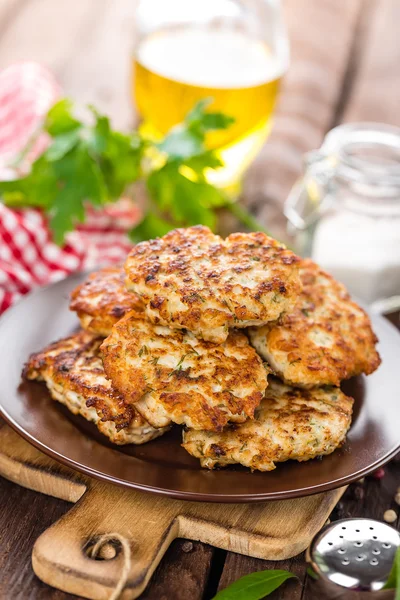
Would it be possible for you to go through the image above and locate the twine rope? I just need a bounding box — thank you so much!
[90,533,131,600]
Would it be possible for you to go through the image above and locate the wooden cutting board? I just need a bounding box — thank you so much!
[0,425,345,600]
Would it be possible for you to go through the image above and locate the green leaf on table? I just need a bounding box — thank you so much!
[383,546,400,599]
[306,566,319,581]
[211,569,296,600]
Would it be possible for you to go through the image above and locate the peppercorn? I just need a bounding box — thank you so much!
[373,468,385,480]
[383,509,397,523]
[182,541,194,553]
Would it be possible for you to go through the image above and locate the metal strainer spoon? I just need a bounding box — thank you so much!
[307,518,400,591]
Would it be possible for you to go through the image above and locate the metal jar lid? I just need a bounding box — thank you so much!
[307,518,400,591]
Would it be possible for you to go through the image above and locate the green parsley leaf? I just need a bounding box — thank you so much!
[134,99,235,234]
[185,150,224,174]
[45,129,81,162]
[87,110,111,154]
[0,154,57,209]
[88,111,143,198]
[45,99,81,135]
[50,183,85,246]
[0,95,269,244]
[157,128,203,160]
[157,98,234,160]
[212,569,296,600]
[145,163,216,229]
[0,99,143,243]
[192,179,228,208]
[185,98,235,136]
[129,212,173,243]
[185,98,213,123]
[48,143,108,243]
[54,143,106,206]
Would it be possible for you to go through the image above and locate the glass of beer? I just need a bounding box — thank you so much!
[133,0,289,192]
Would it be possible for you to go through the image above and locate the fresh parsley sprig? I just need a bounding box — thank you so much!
[0,97,268,244]
[0,99,144,244]
[136,98,235,240]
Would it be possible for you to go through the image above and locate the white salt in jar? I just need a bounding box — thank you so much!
[285,123,400,305]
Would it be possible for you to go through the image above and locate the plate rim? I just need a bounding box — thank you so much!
[1,406,400,503]
[0,276,399,503]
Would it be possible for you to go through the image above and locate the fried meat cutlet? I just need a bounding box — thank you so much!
[70,267,143,336]
[248,259,381,387]
[124,226,301,344]
[100,310,268,431]
[182,378,354,471]
[23,331,168,445]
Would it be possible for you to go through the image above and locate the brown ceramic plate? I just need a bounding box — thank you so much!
[0,274,399,503]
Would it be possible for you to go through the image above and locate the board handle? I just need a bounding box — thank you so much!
[32,481,180,600]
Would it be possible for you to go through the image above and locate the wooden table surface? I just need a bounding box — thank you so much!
[1,1,400,598]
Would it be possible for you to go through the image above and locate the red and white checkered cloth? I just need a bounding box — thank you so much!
[0,63,139,314]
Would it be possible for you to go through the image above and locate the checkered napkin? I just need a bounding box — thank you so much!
[0,63,138,314]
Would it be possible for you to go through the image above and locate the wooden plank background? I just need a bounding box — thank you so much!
[0,1,400,599]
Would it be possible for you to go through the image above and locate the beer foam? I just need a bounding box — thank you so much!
[137,28,286,89]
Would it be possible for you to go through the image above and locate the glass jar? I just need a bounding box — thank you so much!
[285,123,400,306]
[132,0,289,189]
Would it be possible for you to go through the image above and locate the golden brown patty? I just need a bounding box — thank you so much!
[101,310,268,431]
[124,225,301,343]
[182,378,354,471]
[23,331,168,445]
[248,259,381,387]
[70,267,143,336]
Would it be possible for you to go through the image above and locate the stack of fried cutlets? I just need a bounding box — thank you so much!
[24,226,381,471]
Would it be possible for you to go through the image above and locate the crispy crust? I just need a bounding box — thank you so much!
[182,378,354,471]
[23,331,168,445]
[101,311,268,431]
[70,267,143,336]
[124,226,301,343]
[248,259,381,387]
